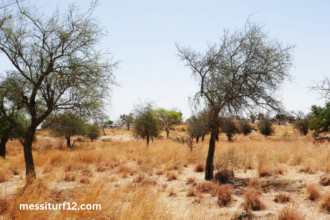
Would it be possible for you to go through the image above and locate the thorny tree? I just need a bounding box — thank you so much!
[177,21,294,180]
[310,76,330,103]
[0,1,117,183]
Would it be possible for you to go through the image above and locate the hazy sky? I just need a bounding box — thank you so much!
[1,0,329,120]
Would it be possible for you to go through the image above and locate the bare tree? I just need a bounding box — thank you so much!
[310,76,330,103]
[177,21,294,180]
[0,1,118,183]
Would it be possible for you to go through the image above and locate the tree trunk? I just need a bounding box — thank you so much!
[0,136,9,159]
[146,135,150,146]
[202,134,205,142]
[66,136,72,148]
[205,111,219,181]
[23,128,37,184]
[166,129,170,138]
[196,136,199,143]
[102,128,106,135]
[127,123,129,131]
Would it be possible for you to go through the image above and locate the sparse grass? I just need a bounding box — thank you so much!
[1,127,330,219]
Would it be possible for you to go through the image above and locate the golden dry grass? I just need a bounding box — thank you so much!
[1,126,330,219]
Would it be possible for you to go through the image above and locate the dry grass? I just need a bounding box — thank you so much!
[278,205,305,220]
[306,184,321,201]
[1,126,330,219]
[243,189,265,211]
[217,184,234,207]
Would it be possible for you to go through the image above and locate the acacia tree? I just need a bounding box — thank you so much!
[309,103,330,137]
[310,76,330,102]
[177,21,294,180]
[187,110,211,142]
[44,112,87,148]
[293,111,310,136]
[120,113,134,131]
[0,1,117,183]
[218,117,239,141]
[155,108,182,138]
[239,120,253,136]
[133,103,160,146]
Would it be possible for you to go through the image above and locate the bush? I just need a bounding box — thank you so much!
[86,123,101,142]
[258,118,274,137]
[243,190,265,211]
[240,120,253,136]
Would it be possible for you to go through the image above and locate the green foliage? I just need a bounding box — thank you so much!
[44,112,87,147]
[250,114,256,123]
[45,113,87,138]
[309,103,330,137]
[294,114,310,136]
[86,123,101,142]
[239,120,253,136]
[258,118,274,137]
[155,108,182,138]
[120,113,134,130]
[133,103,160,145]
[219,117,239,141]
[187,110,211,140]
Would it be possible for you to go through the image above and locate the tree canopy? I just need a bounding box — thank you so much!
[309,103,330,137]
[0,1,118,182]
[177,21,294,180]
[155,108,182,138]
[133,103,160,146]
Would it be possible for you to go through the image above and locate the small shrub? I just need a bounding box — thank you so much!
[195,163,205,172]
[243,190,265,211]
[278,206,305,220]
[307,184,321,201]
[196,182,220,196]
[258,118,274,137]
[215,170,234,184]
[274,193,291,203]
[217,184,234,207]
[166,172,177,181]
[9,167,20,175]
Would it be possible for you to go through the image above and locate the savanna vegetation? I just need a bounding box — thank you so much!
[1,0,330,220]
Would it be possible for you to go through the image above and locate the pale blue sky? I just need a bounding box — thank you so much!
[1,0,329,120]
